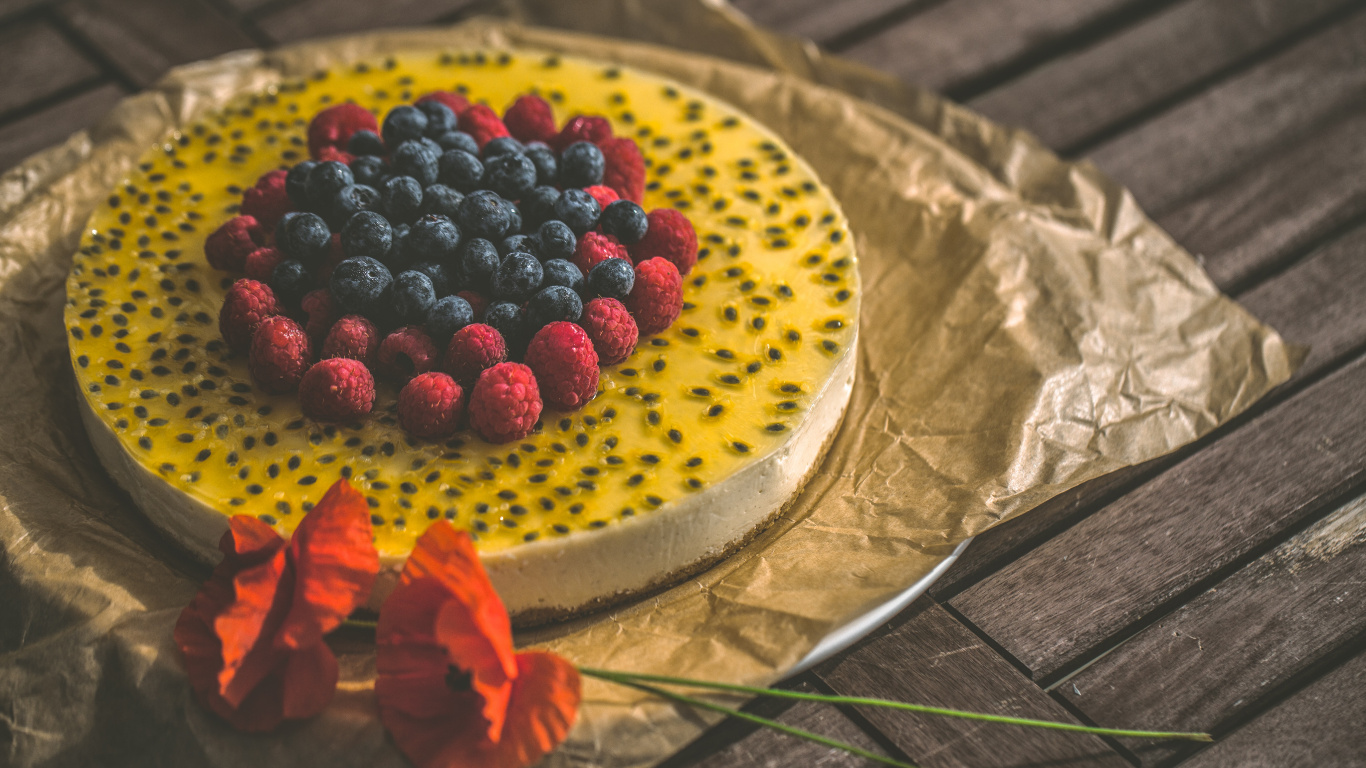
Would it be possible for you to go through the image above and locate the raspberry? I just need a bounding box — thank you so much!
[248,315,311,394]
[457,104,510,149]
[321,314,380,367]
[580,297,638,365]
[240,170,292,230]
[307,102,378,160]
[300,288,337,344]
[629,208,698,275]
[503,94,556,144]
[468,362,542,443]
[416,90,471,118]
[298,357,375,422]
[525,322,600,411]
[377,325,438,382]
[205,215,263,272]
[571,231,629,276]
[625,257,682,336]
[443,323,507,384]
[552,114,612,152]
[398,372,466,440]
[456,290,488,320]
[219,279,279,353]
[315,145,356,166]
[584,184,619,210]
[599,137,645,203]
[244,246,285,282]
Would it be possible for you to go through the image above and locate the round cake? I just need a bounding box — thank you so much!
[65,50,859,624]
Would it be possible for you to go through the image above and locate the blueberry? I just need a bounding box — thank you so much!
[484,152,537,201]
[524,142,558,185]
[381,175,424,224]
[521,186,561,229]
[438,149,484,192]
[410,261,452,296]
[349,155,388,188]
[491,252,543,302]
[329,184,381,228]
[500,234,538,258]
[426,295,474,342]
[419,184,464,219]
[390,140,440,187]
[482,302,526,354]
[277,212,331,264]
[553,188,600,235]
[305,161,354,212]
[390,270,437,325]
[347,129,385,157]
[382,105,427,147]
[587,257,634,301]
[541,258,584,294]
[330,256,392,315]
[341,210,393,260]
[436,130,479,155]
[559,141,605,188]
[599,200,649,245]
[406,214,462,265]
[536,220,576,262]
[458,190,511,241]
[270,259,314,312]
[482,136,525,159]
[503,198,523,235]
[285,161,317,207]
[456,238,500,292]
[527,285,583,330]
[416,101,458,138]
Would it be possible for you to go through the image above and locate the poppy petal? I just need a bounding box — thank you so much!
[380,692,488,768]
[280,645,339,720]
[436,597,514,742]
[212,518,291,706]
[278,479,379,650]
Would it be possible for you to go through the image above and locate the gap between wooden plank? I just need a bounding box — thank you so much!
[728,0,940,50]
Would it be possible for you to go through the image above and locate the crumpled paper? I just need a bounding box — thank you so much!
[0,3,1295,767]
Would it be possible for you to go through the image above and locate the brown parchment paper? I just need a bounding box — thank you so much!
[0,3,1297,767]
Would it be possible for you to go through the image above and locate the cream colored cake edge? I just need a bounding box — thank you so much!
[79,332,857,621]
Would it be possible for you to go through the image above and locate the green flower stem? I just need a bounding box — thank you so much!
[579,667,1211,743]
[599,676,917,768]
[342,617,378,630]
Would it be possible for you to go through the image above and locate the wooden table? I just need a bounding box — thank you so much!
[5,1,1364,765]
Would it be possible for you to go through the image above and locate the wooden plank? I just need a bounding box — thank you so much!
[970,0,1355,153]
[816,601,1128,767]
[254,0,481,44]
[950,353,1366,679]
[934,218,1366,598]
[728,0,923,47]
[1178,644,1366,768]
[0,19,102,117]
[0,83,125,173]
[1087,10,1366,217]
[1057,491,1366,766]
[840,0,1145,94]
[664,682,894,768]
[55,0,256,88]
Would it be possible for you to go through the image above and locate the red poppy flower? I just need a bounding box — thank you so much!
[175,479,378,731]
[376,522,581,768]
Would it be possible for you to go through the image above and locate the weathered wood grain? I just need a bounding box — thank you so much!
[841,0,1148,94]
[728,0,924,47]
[970,0,1355,153]
[0,83,123,172]
[951,353,1366,679]
[1087,10,1366,217]
[1177,644,1366,768]
[56,0,255,88]
[254,0,480,44]
[817,602,1127,767]
[1058,491,1366,766]
[0,19,101,116]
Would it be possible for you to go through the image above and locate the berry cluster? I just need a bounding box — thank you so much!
[209,93,696,444]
